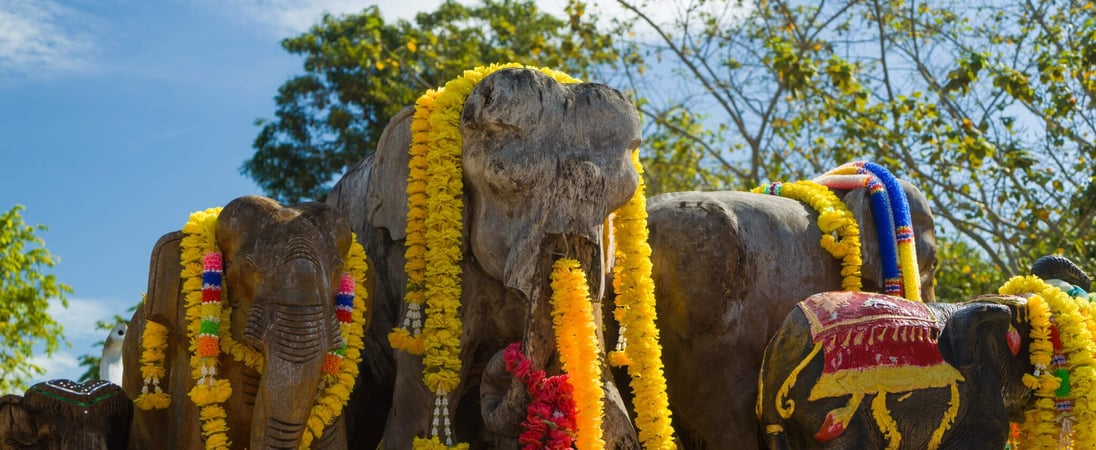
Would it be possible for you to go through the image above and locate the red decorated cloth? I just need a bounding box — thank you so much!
[798,291,964,400]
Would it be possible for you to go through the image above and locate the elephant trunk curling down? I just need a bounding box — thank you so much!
[460,71,639,440]
[244,249,345,448]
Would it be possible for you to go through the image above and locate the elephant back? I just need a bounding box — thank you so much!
[24,379,133,449]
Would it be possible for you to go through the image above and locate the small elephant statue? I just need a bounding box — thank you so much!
[0,379,133,450]
[121,196,363,449]
[327,66,645,448]
[617,179,937,449]
[758,290,1034,449]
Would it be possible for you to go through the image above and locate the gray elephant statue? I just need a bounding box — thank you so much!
[758,290,1031,449]
[614,180,936,449]
[326,66,645,448]
[121,195,363,449]
[0,379,132,449]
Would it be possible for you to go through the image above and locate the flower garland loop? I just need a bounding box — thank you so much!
[1000,275,1096,449]
[550,258,605,450]
[751,180,863,291]
[609,150,678,449]
[135,207,368,450]
[504,342,579,450]
[392,63,580,450]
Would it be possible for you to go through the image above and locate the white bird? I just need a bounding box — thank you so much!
[100,322,127,386]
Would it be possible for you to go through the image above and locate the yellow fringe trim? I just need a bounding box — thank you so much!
[551,258,605,450]
[807,364,963,401]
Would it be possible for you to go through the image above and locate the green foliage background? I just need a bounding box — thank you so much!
[244,0,1096,301]
[1,205,71,393]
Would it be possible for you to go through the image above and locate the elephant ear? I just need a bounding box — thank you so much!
[938,303,1012,368]
[362,106,415,241]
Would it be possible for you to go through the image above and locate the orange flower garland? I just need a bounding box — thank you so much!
[551,258,605,450]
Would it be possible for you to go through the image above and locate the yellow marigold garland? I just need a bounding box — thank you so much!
[402,63,579,450]
[389,87,440,355]
[180,207,232,450]
[551,258,605,450]
[751,181,862,291]
[610,150,677,449]
[1000,275,1096,449]
[134,317,171,410]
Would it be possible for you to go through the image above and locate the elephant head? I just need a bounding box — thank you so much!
[0,379,132,450]
[216,197,352,447]
[327,67,643,448]
[122,196,355,449]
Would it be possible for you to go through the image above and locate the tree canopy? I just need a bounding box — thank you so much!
[244,0,615,203]
[1,205,71,393]
[246,0,1096,300]
[604,0,1095,299]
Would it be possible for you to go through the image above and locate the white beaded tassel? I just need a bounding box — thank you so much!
[429,387,456,444]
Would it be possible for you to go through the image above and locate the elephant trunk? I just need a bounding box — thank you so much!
[249,290,339,449]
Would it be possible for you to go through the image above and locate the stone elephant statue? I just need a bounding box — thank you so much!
[0,379,132,450]
[122,196,363,449]
[617,181,937,449]
[757,290,1032,449]
[326,67,644,448]
[758,255,1095,449]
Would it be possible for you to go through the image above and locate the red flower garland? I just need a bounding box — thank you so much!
[503,342,578,450]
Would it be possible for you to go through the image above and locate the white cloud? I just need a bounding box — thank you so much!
[0,0,95,77]
[25,297,128,388]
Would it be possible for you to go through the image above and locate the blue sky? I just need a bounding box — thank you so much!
[0,0,542,391]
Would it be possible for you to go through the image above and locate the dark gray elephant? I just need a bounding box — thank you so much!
[0,379,132,450]
[757,291,1032,449]
[327,67,643,449]
[121,196,355,449]
[757,255,1094,449]
[614,181,937,449]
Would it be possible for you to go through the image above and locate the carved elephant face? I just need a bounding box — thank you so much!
[215,196,352,447]
[940,295,1035,419]
[461,68,641,300]
[0,380,132,450]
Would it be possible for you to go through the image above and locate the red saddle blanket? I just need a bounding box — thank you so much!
[799,291,964,400]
